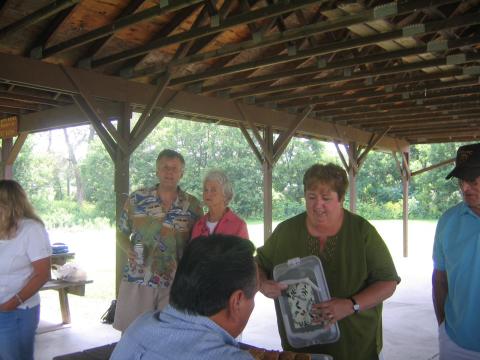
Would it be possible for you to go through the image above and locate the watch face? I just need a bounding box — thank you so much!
[353,304,360,311]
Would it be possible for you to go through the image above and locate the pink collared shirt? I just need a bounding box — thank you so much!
[191,208,249,240]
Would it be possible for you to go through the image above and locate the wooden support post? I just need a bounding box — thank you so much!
[236,103,277,242]
[392,147,411,258]
[263,126,273,242]
[114,103,131,296]
[402,150,410,258]
[346,142,358,213]
[1,138,13,179]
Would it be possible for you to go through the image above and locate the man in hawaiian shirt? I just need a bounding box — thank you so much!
[113,149,203,332]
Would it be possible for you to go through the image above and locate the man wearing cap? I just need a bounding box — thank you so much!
[432,143,480,359]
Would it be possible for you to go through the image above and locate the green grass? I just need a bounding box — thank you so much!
[47,219,438,301]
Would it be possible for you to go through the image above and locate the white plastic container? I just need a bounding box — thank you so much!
[273,255,340,348]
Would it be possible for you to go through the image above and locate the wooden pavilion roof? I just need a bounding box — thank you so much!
[0,0,479,147]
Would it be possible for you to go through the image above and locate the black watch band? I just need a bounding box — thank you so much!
[349,296,360,314]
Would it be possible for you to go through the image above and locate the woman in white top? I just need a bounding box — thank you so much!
[0,180,51,360]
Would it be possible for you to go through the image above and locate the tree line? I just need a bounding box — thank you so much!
[13,117,464,228]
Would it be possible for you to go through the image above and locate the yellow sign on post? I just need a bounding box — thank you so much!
[0,116,18,138]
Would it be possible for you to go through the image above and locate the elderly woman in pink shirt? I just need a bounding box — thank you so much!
[191,169,249,240]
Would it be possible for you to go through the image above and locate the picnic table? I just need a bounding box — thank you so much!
[38,252,93,333]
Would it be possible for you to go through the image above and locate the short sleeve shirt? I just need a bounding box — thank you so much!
[0,219,51,308]
[256,211,400,360]
[432,202,480,351]
[119,185,202,288]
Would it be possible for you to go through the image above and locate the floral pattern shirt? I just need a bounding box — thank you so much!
[119,185,202,288]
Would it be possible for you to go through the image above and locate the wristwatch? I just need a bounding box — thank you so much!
[349,296,360,314]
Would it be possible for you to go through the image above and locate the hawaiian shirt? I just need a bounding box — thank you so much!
[118,185,202,288]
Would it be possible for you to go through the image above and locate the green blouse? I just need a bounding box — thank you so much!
[256,211,400,360]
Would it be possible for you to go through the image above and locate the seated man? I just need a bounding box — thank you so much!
[111,234,257,360]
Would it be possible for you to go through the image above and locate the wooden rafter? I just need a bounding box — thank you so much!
[168,10,480,86]
[89,0,331,68]
[0,0,79,41]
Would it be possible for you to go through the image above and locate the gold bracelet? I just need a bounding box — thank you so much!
[15,294,24,305]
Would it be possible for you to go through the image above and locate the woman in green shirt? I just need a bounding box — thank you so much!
[256,163,400,360]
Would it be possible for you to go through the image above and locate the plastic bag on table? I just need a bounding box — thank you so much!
[52,263,87,282]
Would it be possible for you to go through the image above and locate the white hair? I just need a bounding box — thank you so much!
[203,169,234,205]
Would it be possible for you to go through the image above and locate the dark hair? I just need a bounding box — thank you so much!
[170,234,257,317]
[156,149,185,166]
[303,163,349,200]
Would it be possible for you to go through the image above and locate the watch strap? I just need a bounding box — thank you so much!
[349,296,360,313]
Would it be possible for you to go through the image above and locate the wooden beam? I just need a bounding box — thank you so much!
[114,102,132,294]
[26,5,75,57]
[81,0,147,60]
[270,68,480,107]
[337,104,480,125]
[309,86,480,113]
[1,137,13,179]
[0,0,79,41]
[200,34,480,94]
[169,11,480,86]
[362,113,480,129]
[411,158,456,177]
[263,126,274,241]
[91,0,330,68]
[235,102,273,166]
[273,105,314,163]
[322,96,480,119]
[121,0,237,78]
[131,0,463,81]
[71,95,116,159]
[239,123,263,164]
[113,2,201,74]
[35,0,205,59]
[346,142,358,213]
[0,53,408,151]
[5,132,28,165]
[239,58,477,102]
[62,67,129,154]
[130,72,172,140]
[18,103,122,133]
[357,128,390,168]
[334,141,349,171]
[0,98,46,111]
[0,90,70,107]
[129,91,179,153]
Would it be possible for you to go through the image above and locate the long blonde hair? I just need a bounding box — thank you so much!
[0,180,43,239]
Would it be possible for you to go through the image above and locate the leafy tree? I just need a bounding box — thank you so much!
[11,118,475,226]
